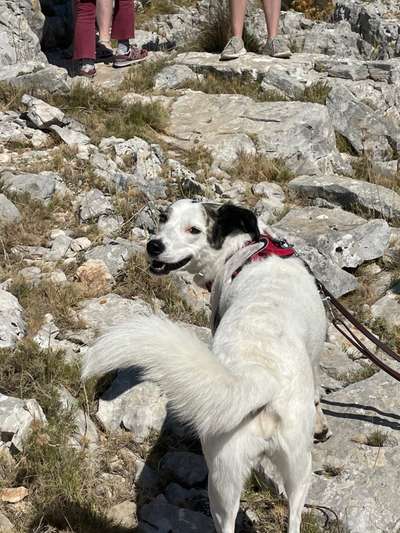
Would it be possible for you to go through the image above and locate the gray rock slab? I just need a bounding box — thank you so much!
[84,239,142,277]
[0,511,15,533]
[0,289,25,348]
[167,91,343,175]
[326,82,398,158]
[140,494,214,533]
[275,207,390,269]
[97,373,167,440]
[309,371,400,533]
[314,57,369,80]
[289,174,400,221]
[78,293,153,333]
[154,64,200,90]
[160,451,208,487]
[0,393,46,451]
[1,171,64,202]
[21,94,64,129]
[50,124,90,146]
[78,188,114,222]
[0,62,71,93]
[371,291,400,328]
[0,194,21,224]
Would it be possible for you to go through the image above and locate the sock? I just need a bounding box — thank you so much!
[117,40,130,55]
[80,59,95,72]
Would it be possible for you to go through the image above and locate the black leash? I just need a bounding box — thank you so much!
[316,281,400,383]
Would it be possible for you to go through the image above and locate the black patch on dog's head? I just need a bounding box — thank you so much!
[203,203,260,249]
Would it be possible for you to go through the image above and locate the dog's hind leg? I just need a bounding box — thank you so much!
[273,444,312,533]
[203,435,252,533]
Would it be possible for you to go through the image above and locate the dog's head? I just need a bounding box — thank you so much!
[147,199,260,276]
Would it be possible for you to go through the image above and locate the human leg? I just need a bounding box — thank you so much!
[73,0,96,61]
[262,0,291,57]
[220,0,248,60]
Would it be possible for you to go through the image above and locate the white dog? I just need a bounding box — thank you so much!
[82,199,327,533]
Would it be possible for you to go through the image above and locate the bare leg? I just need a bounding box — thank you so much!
[96,0,113,42]
[262,0,281,39]
[230,0,247,37]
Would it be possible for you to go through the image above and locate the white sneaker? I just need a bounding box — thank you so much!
[220,37,247,60]
[263,36,292,59]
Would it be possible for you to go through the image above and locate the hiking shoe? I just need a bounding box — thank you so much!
[220,37,247,61]
[96,39,114,60]
[113,46,148,67]
[263,37,291,59]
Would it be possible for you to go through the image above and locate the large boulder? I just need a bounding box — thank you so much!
[168,92,344,175]
[0,0,45,66]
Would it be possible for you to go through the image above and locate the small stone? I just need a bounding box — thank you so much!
[0,290,25,348]
[154,64,200,90]
[50,125,91,146]
[70,237,92,252]
[160,451,208,487]
[76,259,114,296]
[107,500,137,528]
[79,189,114,222]
[21,94,64,129]
[0,486,29,503]
[0,511,15,532]
[0,194,21,225]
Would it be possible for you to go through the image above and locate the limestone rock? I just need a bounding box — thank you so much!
[1,171,66,202]
[154,64,200,90]
[50,124,91,146]
[168,91,343,175]
[84,239,142,277]
[371,290,400,328]
[21,94,64,129]
[289,174,400,221]
[107,500,137,528]
[0,289,25,348]
[309,371,400,533]
[0,511,15,532]
[78,294,153,333]
[97,371,167,441]
[0,394,46,451]
[274,207,390,269]
[0,194,21,225]
[0,0,45,66]
[78,189,114,222]
[0,486,28,503]
[140,494,214,533]
[160,452,208,487]
[76,259,114,296]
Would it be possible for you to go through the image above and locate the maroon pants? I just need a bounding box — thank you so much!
[74,0,135,60]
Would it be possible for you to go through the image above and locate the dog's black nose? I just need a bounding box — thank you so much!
[147,239,165,257]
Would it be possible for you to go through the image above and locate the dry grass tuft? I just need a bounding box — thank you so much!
[338,365,378,385]
[289,0,334,21]
[121,57,171,93]
[229,152,294,184]
[365,430,389,447]
[0,81,24,112]
[9,278,85,335]
[300,81,331,105]
[116,254,209,326]
[180,72,286,102]
[335,132,357,155]
[49,83,169,143]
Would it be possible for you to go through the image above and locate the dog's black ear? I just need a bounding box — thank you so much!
[207,203,260,249]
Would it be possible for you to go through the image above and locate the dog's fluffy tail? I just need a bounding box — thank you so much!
[82,315,277,436]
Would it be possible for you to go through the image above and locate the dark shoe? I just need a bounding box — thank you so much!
[96,40,114,60]
[113,46,148,68]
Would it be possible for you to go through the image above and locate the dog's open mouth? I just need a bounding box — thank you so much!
[150,256,192,275]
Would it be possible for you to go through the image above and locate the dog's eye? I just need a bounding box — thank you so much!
[188,227,201,234]
[159,212,167,224]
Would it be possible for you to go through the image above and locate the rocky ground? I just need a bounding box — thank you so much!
[0,1,400,532]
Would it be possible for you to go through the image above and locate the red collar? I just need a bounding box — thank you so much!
[206,233,295,292]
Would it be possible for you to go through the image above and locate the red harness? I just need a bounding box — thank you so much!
[206,234,296,292]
